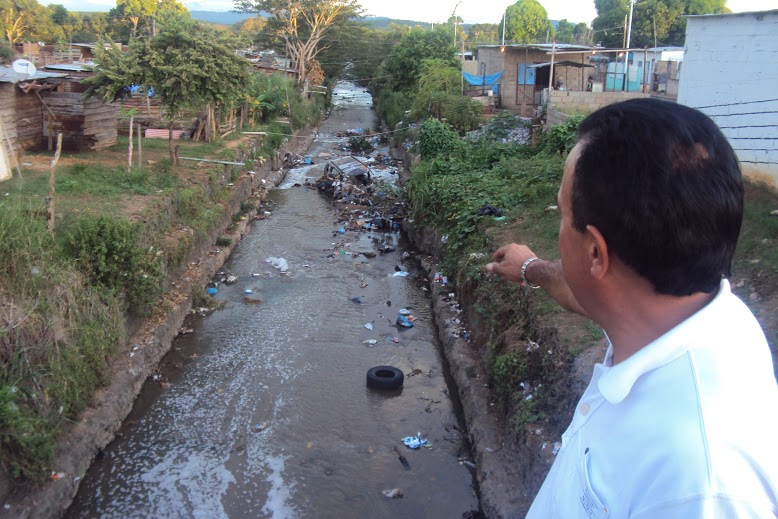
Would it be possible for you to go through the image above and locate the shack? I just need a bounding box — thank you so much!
[0,64,118,162]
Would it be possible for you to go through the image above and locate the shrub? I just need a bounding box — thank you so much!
[442,94,483,134]
[65,216,162,315]
[417,118,459,160]
[540,114,585,155]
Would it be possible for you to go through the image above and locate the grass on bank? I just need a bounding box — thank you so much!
[0,92,325,482]
[406,115,778,438]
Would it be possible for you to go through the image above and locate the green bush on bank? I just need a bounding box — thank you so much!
[65,216,163,316]
[0,206,123,480]
[0,71,325,482]
[408,117,575,437]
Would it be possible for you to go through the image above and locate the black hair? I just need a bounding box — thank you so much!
[573,98,744,296]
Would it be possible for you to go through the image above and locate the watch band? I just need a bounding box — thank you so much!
[521,257,541,288]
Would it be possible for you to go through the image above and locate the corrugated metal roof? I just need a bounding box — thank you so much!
[478,43,599,51]
[529,61,595,69]
[0,67,66,84]
[43,62,95,72]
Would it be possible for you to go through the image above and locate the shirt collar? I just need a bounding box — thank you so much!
[597,278,732,404]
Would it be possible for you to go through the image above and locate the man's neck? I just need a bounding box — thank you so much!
[602,288,718,365]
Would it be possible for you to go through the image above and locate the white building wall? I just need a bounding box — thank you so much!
[678,10,778,190]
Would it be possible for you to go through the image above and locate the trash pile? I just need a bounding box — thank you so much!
[316,154,409,233]
[467,113,532,145]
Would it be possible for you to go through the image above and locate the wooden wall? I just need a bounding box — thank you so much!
[42,92,118,151]
[0,85,19,161]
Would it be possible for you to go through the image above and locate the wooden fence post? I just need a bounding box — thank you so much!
[46,133,63,237]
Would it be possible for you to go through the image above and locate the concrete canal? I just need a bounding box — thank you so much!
[66,82,481,518]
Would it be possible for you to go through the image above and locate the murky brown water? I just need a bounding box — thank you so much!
[66,82,480,519]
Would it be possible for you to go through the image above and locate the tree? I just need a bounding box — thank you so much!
[500,0,553,44]
[116,0,156,38]
[1,6,25,44]
[235,0,361,87]
[412,58,461,118]
[556,19,575,43]
[382,26,456,92]
[573,22,593,45]
[468,23,499,47]
[592,0,726,47]
[592,0,628,47]
[84,17,249,164]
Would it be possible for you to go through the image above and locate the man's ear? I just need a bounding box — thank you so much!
[585,225,609,279]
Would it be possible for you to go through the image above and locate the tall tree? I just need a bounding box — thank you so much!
[556,19,575,43]
[468,23,499,47]
[500,0,553,44]
[592,0,727,47]
[573,22,593,45]
[235,0,361,87]
[381,26,457,92]
[84,17,249,164]
[116,0,155,38]
[1,6,25,44]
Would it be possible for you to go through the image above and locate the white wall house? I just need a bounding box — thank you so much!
[678,10,778,190]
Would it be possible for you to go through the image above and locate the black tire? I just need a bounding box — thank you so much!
[367,366,404,390]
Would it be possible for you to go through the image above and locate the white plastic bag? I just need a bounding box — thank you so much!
[265,256,289,272]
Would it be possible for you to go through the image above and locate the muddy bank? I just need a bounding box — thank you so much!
[0,129,315,519]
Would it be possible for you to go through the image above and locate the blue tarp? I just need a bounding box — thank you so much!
[463,71,503,95]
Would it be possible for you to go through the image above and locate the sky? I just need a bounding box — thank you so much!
[41,0,778,25]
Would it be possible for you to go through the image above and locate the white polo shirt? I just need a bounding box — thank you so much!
[526,279,778,518]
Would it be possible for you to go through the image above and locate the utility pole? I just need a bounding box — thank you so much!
[626,0,635,49]
[461,39,465,94]
[453,0,462,46]
[502,6,506,46]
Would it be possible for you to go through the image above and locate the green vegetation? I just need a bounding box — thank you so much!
[370,26,486,132]
[0,204,123,479]
[0,66,323,480]
[592,0,727,47]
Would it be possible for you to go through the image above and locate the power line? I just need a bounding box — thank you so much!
[718,124,778,129]
[708,111,778,118]
[691,98,778,110]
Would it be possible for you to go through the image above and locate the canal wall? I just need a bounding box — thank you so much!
[396,143,586,519]
[0,129,315,519]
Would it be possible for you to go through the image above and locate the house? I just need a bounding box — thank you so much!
[633,47,684,97]
[678,10,778,190]
[476,43,597,116]
[0,63,118,172]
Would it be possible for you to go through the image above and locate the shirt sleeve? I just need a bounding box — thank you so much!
[631,495,777,519]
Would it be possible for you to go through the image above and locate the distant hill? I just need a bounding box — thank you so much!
[362,16,472,32]
[189,11,262,25]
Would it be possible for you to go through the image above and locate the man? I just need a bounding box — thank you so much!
[485,99,778,518]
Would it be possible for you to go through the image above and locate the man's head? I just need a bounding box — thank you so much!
[565,98,743,297]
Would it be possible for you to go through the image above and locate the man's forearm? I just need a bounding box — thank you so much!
[525,259,588,317]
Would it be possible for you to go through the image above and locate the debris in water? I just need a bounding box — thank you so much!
[364,323,374,330]
[396,315,414,328]
[382,488,404,498]
[351,296,362,304]
[253,422,270,433]
[392,271,409,277]
[401,433,430,449]
[393,446,411,470]
[265,256,289,272]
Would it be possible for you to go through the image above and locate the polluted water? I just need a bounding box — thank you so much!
[67,81,481,518]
